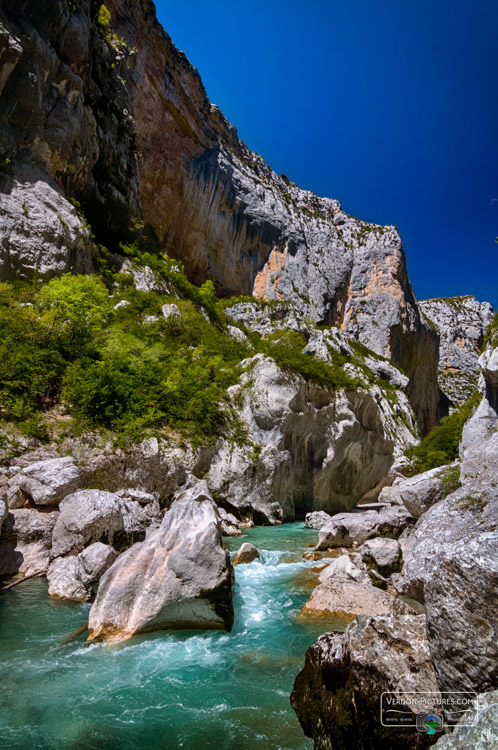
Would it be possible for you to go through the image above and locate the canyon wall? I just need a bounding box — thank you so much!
[0,0,438,431]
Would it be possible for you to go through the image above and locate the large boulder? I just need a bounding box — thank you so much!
[0,508,58,575]
[51,490,145,559]
[317,505,414,550]
[87,482,234,642]
[233,542,259,565]
[361,537,401,576]
[396,465,450,519]
[302,576,415,620]
[304,511,331,530]
[317,552,370,585]
[47,543,117,602]
[400,433,498,702]
[15,457,81,507]
[291,615,439,749]
[401,433,498,604]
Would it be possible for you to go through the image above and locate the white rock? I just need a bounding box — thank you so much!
[17,456,80,507]
[87,482,234,642]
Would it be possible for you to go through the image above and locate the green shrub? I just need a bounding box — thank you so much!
[405,392,481,473]
[97,4,112,40]
[261,330,361,390]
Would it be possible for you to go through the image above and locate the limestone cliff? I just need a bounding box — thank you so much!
[0,0,438,431]
[420,296,494,408]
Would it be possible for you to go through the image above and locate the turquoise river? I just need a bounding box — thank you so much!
[0,522,346,750]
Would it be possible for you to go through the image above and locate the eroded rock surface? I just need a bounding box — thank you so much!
[434,690,498,749]
[16,456,81,507]
[0,507,58,575]
[47,542,117,602]
[87,482,234,642]
[420,296,494,407]
[208,354,413,522]
[399,433,498,701]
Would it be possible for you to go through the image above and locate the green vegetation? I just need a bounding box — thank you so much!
[97,4,112,41]
[96,3,132,53]
[458,493,487,510]
[483,311,498,348]
[405,391,481,474]
[260,330,362,390]
[0,251,369,446]
[439,464,461,498]
[0,274,247,444]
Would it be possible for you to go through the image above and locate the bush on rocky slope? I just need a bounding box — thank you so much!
[405,391,481,473]
[0,256,384,446]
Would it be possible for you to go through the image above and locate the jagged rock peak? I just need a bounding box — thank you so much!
[420,295,494,406]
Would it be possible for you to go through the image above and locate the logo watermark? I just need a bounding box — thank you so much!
[380,691,477,730]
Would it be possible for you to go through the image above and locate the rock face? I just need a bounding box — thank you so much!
[420,296,494,407]
[0,0,140,275]
[396,464,455,519]
[401,433,498,699]
[291,615,439,750]
[47,542,117,601]
[0,0,439,433]
[208,353,414,523]
[425,532,498,700]
[434,690,498,749]
[87,482,234,642]
[460,337,498,453]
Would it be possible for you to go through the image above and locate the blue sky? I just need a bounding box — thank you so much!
[156,0,498,307]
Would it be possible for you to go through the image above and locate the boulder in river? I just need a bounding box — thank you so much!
[291,614,439,749]
[87,482,234,642]
[0,508,58,575]
[47,543,117,602]
[316,505,414,550]
[304,511,331,530]
[233,542,260,565]
[301,576,415,620]
[51,490,146,559]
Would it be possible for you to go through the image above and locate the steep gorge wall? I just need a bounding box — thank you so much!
[420,295,494,408]
[0,0,438,432]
